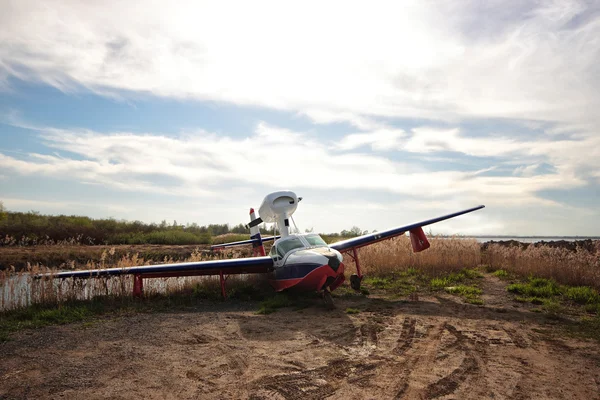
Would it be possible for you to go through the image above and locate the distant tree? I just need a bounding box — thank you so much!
[0,201,6,221]
[350,226,362,236]
[231,223,248,234]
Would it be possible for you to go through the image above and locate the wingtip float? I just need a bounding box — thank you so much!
[39,191,485,305]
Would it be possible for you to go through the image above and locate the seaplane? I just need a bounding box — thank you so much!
[43,191,485,306]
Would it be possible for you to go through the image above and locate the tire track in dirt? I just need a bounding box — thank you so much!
[250,358,379,400]
[392,322,446,398]
[424,324,482,399]
[386,322,491,399]
[394,317,416,355]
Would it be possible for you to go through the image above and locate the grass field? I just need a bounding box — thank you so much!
[1,236,599,342]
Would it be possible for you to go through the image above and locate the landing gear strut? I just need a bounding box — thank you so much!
[347,247,363,291]
[322,289,335,310]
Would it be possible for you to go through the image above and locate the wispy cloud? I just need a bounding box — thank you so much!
[0,121,589,209]
[1,1,599,129]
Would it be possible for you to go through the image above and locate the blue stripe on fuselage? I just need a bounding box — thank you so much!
[273,262,325,280]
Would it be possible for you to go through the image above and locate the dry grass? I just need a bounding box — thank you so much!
[3,237,600,312]
[0,247,254,311]
[345,235,481,277]
[485,242,600,290]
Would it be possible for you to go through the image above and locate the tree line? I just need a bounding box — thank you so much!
[0,202,365,246]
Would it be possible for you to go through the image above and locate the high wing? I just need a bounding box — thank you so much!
[330,205,485,253]
[210,235,280,250]
[38,256,274,280]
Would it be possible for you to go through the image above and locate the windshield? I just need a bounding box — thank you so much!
[304,235,327,247]
[277,237,305,256]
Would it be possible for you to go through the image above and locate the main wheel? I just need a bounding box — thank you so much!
[350,274,362,291]
[322,289,335,310]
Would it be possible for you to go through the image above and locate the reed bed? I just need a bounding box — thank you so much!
[2,238,599,312]
[0,247,251,311]
[485,242,600,290]
[347,235,482,277]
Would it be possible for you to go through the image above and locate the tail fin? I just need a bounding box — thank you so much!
[409,227,431,252]
[249,208,266,256]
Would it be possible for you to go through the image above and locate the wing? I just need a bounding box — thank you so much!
[38,256,274,280]
[330,205,485,253]
[210,235,280,250]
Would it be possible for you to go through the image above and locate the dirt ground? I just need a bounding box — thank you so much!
[1,275,599,400]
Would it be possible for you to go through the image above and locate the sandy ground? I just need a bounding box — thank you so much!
[1,276,599,400]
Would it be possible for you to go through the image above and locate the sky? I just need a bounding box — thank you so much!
[0,0,599,236]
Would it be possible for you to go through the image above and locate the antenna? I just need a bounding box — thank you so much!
[290,215,299,234]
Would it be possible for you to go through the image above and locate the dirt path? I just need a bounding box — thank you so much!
[1,275,599,399]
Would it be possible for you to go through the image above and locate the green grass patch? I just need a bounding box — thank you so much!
[362,274,419,297]
[462,268,483,279]
[0,299,119,343]
[429,270,477,290]
[256,294,292,315]
[192,283,224,301]
[444,285,484,305]
[345,308,361,314]
[506,276,600,316]
[492,269,510,279]
[507,277,561,298]
[564,286,600,305]
[445,285,482,296]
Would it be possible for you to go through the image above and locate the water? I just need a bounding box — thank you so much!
[470,237,599,243]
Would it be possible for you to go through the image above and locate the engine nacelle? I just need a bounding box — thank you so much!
[258,191,300,237]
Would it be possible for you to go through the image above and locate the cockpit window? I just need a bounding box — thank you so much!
[304,235,327,247]
[277,237,305,256]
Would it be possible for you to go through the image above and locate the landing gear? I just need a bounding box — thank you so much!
[322,289,335,310]
[350,274,362,291]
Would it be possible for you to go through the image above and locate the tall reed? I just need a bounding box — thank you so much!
[344,236,481,276]
[485,242,600,290]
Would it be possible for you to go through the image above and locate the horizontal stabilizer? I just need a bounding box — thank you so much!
[210,235,280,250]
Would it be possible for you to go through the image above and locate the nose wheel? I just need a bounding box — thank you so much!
[350,274,362,291]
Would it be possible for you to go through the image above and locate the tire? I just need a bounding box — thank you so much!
[350,274,361,291]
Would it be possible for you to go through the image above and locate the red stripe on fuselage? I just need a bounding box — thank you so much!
[269,263,345,292]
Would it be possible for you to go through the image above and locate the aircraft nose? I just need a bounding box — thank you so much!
[325,253,340,271]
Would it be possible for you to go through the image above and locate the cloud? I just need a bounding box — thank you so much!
[1,0,599,130]
[0,121,590,212]
[336,129,405,151]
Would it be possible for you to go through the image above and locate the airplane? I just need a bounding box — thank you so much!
[41,191,485,306]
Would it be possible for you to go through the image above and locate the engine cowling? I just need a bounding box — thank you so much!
[258,191,299,237]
